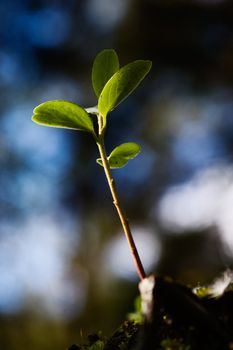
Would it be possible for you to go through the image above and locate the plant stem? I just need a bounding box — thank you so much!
[97,136,146,281]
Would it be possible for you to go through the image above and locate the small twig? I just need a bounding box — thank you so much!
[97,134,146,281]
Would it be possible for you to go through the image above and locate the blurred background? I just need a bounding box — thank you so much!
[0,0,233,348]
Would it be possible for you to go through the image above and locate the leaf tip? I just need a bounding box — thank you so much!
[31,111,39,124]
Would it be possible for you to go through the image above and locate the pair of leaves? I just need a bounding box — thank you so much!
[32,49,152,134]
[92,49,151,126]
[97,142,141,169]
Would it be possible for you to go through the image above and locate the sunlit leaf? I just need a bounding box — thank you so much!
[98,60,152,119]
[32,100,95,134]
[109,142,141,159]
[96,142,141,169]
[92,49,119,98]
[108,142,141,168]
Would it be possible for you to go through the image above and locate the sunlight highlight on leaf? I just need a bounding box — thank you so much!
[32,100,95,134]
[98,60,152,120]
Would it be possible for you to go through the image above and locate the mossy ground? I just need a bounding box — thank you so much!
[67,277,233,350]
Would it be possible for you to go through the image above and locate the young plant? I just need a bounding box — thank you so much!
[32,49,152,281]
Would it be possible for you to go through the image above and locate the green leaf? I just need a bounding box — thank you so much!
[97,142,141,169]
[98,60,152,119]
[96,156,129,169]
[89,340,104,350]
[32,100,95,134]
[109,142,141,168]
[127,296,143,324]
[92,49,119,98]
[110,142,141,159]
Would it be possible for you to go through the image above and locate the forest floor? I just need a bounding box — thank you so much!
[67,275,233,350]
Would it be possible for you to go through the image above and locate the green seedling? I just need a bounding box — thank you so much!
[32,49,152,281]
